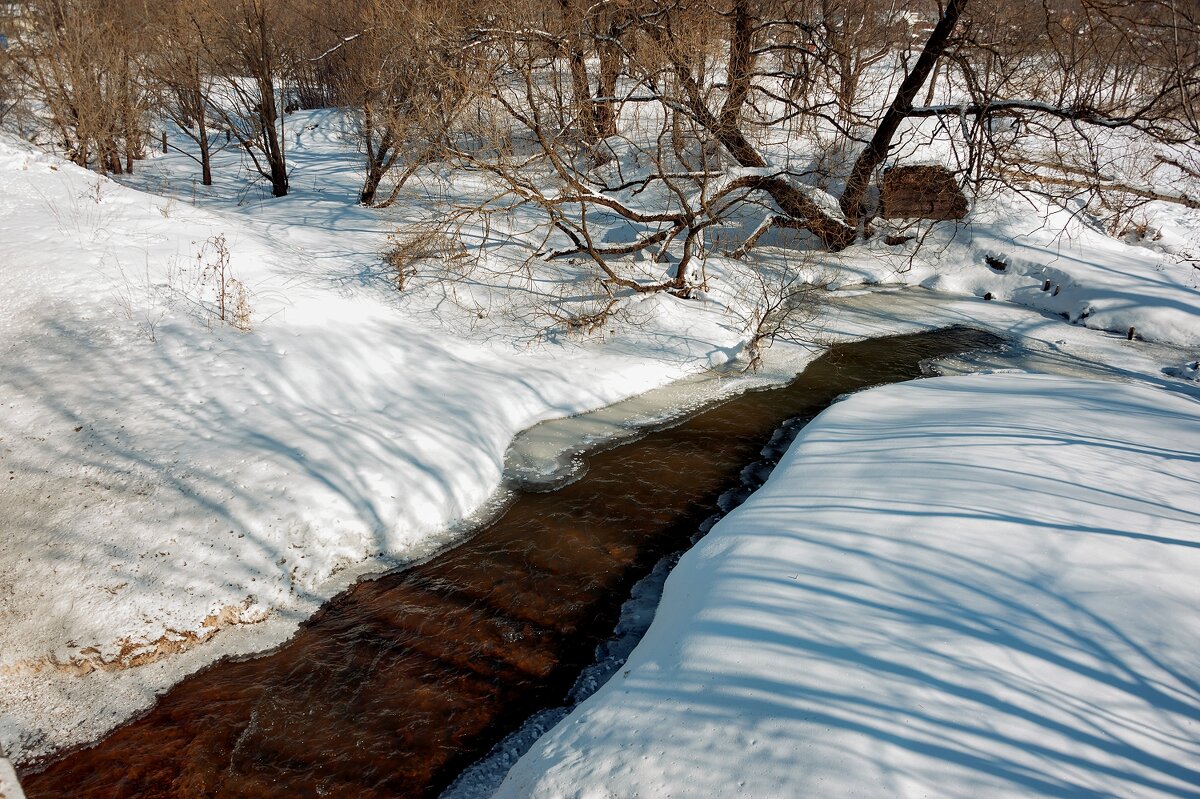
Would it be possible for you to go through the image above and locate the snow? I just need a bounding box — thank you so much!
[0,100,1198,773]
[495,373,1200,799]
[0,753,25,799]
[0,128,749,762]
[816,197,1200,347]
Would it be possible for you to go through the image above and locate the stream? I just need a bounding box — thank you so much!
[21,326,1006,799]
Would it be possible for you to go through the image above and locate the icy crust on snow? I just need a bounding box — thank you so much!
[496,374,1200,799]
[503,355,809,490]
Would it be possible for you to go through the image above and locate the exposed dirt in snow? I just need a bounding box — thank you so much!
[2,599,267,677]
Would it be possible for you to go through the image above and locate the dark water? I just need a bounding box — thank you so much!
[22,327,1004,799]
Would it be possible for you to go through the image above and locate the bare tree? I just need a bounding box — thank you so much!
[203,0,291,197]
[839,0,967,227]
[145,0,223,185]
[905,0,1200,214]
[472,0,1198,253]
[0,7,21,124]
[330,0,472,206]
[8,0,152,173]
[555,0,627,144]
[5,0,1194,290]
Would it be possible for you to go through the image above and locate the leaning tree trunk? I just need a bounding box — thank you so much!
[838,0,968,227]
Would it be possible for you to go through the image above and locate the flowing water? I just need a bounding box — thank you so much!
[22,327,1005,799]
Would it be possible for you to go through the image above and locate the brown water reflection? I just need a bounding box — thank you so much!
[22,327,1003,799]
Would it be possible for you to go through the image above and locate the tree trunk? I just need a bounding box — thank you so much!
[248,1,288,198]
[192,64,213,185]
[594,32,621,139]
[199,119,213,186]
[260,80,288,197]
[360,166,382,206]
[838,0,968,226]
[566,46,600,143]
[269,152,288,197]
[650,5,853,249]
[712,0,754,160]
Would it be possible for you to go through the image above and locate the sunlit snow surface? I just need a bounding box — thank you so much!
[495,374,1200,799]
[1,107,1198,769]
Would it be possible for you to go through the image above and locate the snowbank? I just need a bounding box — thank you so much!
[0,754,25,799]
[496,373,1200,799]
[820,196,1200,348]
[0,131,744,762]
[2,105,1198,767]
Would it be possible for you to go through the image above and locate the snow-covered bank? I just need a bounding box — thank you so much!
[496,373,1200,799]
[0,132,746,762]
[0,753,25,799]
[2,103,1199,769]
[803,191,1200,348]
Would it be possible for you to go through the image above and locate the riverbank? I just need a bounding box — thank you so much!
[2,112,1198,768]
[495,372,1200,799]
[22,330,1006,798]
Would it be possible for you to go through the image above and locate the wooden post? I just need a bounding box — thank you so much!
[161,131,167,154]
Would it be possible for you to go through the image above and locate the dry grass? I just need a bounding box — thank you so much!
[383,222,471,291]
